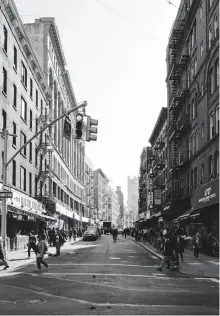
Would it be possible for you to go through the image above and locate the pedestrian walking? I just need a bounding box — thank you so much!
[124,228,127,239]
[36,234,48,270]
[0,234,9,270]
[28,231,37,258]
[55,229,62,256]
[157,233,177,271]
[176,235,185,262]
[192,232,202,259]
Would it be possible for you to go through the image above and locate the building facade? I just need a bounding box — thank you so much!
[23,17,86,230]
[107,186,120,227]
[127,176,138,222]
[166,0,219,237]
[93,169,109,226]
[0,0,55,241]
[84,155,95,226]
[116,186,124,227]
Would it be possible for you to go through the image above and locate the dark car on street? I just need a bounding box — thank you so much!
[83,226,99,241]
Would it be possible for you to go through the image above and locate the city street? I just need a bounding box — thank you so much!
[0,235,219,315]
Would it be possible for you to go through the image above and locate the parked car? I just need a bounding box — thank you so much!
[83,226,99,241]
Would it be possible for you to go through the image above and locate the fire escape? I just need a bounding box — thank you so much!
[167,6,190,202]
[36,106,56,212]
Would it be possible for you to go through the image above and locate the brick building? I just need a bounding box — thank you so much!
[166,0,219,237]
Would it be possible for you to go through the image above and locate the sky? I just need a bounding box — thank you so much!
[15,0,181,201]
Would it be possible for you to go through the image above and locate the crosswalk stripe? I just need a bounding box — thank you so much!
[48,263,156,268]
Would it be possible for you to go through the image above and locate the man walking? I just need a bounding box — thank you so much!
[36,235,48,270]
[28,231,37,258]
[157,233,177,271]
[0,233,9,270]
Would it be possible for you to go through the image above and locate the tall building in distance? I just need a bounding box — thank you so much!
[127,176,138,223]
[116,186,124,227]
[93,169,109,224]
[107,186,120,227]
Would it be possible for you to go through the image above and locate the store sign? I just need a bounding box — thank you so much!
[154,189,161,205]
[56,204,73,219]
[6,189,45,214]
[191,178,219,210]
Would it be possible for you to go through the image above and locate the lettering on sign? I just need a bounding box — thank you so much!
[198,187,216,204]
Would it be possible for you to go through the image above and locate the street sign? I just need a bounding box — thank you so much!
[0,191,13,198]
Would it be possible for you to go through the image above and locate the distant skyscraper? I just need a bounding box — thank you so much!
[116,186,124,224]
[127,176,139,221]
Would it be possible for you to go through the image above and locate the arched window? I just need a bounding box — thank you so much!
[208,25,212,48]
[214,13,219,37]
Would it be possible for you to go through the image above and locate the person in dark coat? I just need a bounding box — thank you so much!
[176,235,185,262]
[28,231,37,258]
[157,234,177,271]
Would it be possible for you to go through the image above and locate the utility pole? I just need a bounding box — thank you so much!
[0,101,87,256]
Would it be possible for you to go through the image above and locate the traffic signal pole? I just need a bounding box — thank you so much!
[0,101,87,256]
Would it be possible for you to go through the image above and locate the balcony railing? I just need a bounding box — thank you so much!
[177,113,191,132]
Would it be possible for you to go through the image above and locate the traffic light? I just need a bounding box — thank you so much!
[86,116,98,142]
[75,113,84,139]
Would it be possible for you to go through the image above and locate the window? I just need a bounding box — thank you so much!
[194,57,197,74]
[214,13,219,37]
[29,172,32,195]
[199,3,203,19]
[3,67,7,95]
[208,25,212,49]
[194,167,197,189]
[209,0,214,9]
[36,89,38,108]
[3,26,7,53]
[1,152,3,180]
[20,131,27,156]
[191,169,194,190]
[208,155,213,178]
[13,122,16,146]
[2,110,6,129]
[201,163,204,184]
[216,105,219,133]
[35,147,38,167]
[201,81,204,96]
[29,142,32,162]
[201,121,204,138]
[200,41,203,57]
[195,130,199,151]
[192,99,196,119]
[12,160,16,186]
[215,60,219,88]
[210,112,215,138]
[21,62,27,87]
[13,46,17,70]
[41,99,43,114]
[192,134,195,155]
[21,97,27,121]
[20,166,26,191]
[30,110,32,129]
[13,84,17,108]
[30,78,33,99]
[36,118,38,133]
[210,68,214,94]
[35,175,37,197]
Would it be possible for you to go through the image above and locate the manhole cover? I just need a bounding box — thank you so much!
[14,299,46,305]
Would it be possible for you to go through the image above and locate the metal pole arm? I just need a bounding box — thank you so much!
[6,101,87,167]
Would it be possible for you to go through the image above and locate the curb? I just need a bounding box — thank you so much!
[1,238,83,274]
[129,237,219,279]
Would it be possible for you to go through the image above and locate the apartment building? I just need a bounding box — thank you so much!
[93,169,109,224]
[107,186,120,227]
[166,0,219,237]
[148,107,168,229]
[0,0,56,238]
[127,176,138,221]
[23,17,86,230]
[84,155,95,226]
[116,186,125,227]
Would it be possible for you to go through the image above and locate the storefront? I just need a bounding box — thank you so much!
[190,178,219,239]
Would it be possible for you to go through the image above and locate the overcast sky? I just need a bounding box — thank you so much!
[15,0,180,201]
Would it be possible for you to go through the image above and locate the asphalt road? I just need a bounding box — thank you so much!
[0,235,219,315]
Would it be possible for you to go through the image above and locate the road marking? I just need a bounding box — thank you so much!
[43,272,154,277]
[186,262,201,265]
[195,278,220,284]
[150,255,159,260]
[207,261,220,265]
[49,263,156,268]
[109,257,121,260]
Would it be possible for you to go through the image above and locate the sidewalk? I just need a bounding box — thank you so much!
[0,237,82,273]
[130,237,219,278]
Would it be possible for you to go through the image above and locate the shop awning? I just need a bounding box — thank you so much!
[163,206,170,212]
[173,209,196,222]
